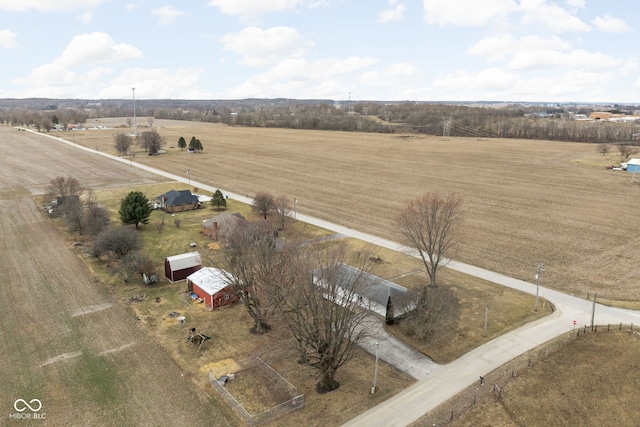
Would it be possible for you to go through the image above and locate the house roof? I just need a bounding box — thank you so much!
[313,264,417,315]
[202,213,246,230]
[165,252,201,270]
[187,267,231,296]
[157,189,199,206]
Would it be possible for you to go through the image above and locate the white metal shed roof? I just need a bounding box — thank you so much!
[187,267,230,296]
[166,252,201,270]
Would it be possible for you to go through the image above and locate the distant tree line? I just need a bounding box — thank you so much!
[3,100,640,144]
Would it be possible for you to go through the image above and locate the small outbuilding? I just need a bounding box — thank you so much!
[626,158,640,173]
[186,267,239,310]
[156,189,200,213]
[165,252,202,283]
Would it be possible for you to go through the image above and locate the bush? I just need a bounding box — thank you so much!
[93,226,143,259]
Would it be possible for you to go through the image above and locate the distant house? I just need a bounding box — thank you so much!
[164,252,202,283]
[201,213,247,243]
[186,267,239,310]
[156,189,199,213]
[627,158,640,173]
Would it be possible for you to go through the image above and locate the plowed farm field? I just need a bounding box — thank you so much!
[69,118,640,305]
[0,126,234,426]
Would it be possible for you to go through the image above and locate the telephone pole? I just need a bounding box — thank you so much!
[534,263,545,312]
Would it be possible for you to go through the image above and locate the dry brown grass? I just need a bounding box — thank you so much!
[66,118,640,306]
[414,328,640,427]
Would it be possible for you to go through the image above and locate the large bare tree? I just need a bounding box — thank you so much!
[138,129,165,154]
[215,221,284,334]
[113,132,133,156]
[45,176,82,199]
[396,192,463,290]
[279,242,372,393]
[252,191,275,219]
[274,194,292,230]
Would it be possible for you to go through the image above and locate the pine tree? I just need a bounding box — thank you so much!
[385,295,395,325]
[119,191,152,229]
[177,136,186,150]
[211,189,227,210]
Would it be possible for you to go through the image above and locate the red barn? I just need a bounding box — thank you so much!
[186,267,239,310]
[164,252,202,283]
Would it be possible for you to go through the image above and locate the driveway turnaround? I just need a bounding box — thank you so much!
[38,130,640,426]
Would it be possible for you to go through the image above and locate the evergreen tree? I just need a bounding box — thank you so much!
[211,189,227,210]
[177,136,186,150]
[385,295,395,325]
[119,191,152,229]
[189,136,197,151]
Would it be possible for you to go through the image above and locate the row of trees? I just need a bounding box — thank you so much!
[177,136,204,152]
[113,129,167,156]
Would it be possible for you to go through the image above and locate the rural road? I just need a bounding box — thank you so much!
[32,130,640,426]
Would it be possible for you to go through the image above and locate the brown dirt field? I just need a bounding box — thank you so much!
[65,118,640,306]
[0,126,236,426]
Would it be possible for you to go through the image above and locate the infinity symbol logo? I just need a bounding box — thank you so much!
[14,399,42,412]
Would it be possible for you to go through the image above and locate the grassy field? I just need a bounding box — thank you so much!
[414,328,640,426]
[66,118,640,307]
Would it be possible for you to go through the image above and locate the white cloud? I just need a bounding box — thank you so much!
[221,26,309,67]
[57,32,142,67]
[508,49,620,71]
[378,1,406,23]
[208,0,303,23]
[12,63,77,87]
[0,29,18,48]
[0,0,106,12]
[78,12,93,24]
[433,68,519,92]
[592,15,632,34]
[225,56,377,98]
[565,0,585,8]
[151,5,185,26]
[519,0,591,33]
[469,34,571,61]
[423,0,518,27]
[99,67,209,98]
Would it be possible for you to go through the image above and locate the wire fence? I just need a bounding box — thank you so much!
[421,323,639,426]
[208,356,303,426]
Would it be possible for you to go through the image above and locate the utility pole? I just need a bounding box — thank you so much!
[371,342,379,394]
[483,305,489,337]
[591,292,597,330]
[534,263,545,312]
[132,87,137,137]
[294,197,297,219]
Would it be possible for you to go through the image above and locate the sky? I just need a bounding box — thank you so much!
[0,0,638,103]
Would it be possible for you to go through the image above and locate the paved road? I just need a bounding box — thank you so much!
[36,130,640,426]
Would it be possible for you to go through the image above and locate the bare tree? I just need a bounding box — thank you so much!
[113,132,133,156]
[138,129,165,154]
[596,143,611,156]
[617,144,637,159]
[215,221,282,334]
[46,176,82,199]
[252,191,275,219]
[274,195,292,230]
[93,226,143,259]
[398,286,458,342]
[278,241,372,393]
[147,117,154,128]
[396,192,463,290]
